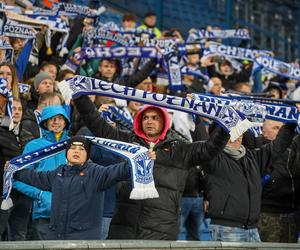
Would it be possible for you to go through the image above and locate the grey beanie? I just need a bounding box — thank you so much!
[34,72,53,91]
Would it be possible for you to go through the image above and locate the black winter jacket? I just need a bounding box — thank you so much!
[74,95,229,240]
[15,161,130,240]
[20,109,40,148]
[261,135,300,213]
[0,126,23,194]
[204,124,296,229]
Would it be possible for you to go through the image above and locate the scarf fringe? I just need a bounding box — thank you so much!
[1,198,12,210]
[130,187,159,200]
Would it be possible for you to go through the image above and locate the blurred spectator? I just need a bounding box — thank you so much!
[138,12,161,38]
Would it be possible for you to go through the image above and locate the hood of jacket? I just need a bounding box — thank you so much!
[133,105,170,144]
[39,105,70,130]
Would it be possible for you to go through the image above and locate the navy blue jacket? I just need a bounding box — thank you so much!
[14,161,130,240]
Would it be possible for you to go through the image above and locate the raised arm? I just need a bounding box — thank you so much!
[91,162,131,191]
[14,168,60,192]
[254,123,297,171]
[181,124,230,166]
[73,95,131,142]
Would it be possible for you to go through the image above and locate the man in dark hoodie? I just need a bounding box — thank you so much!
[74,94,230,240]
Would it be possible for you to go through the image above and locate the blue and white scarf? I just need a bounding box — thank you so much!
[187,29,251,42]
[25,14,69,56]
[65,46,160,73]
[181,66,209,81]
[0,38,13,63]
[55,3,106,17]
[1,136,158,210]
[0,78,13,130]
[254,55,300,81]
[18,83,30,94]
[84,28,131,47]
[3,19,37,39]
[192,93,299,124]
[58,76,252,141]
[202,43,270,62]
[102,105,133,130]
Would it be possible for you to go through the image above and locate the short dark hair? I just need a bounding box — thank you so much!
[57,69,74,82]
[39,61,58,72]
[123,13,137,22]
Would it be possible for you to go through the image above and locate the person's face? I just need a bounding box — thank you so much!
[0,50,6,63]
[67,144,87,166]
[141,109,164,139]
[0,66,13,88]
[41,65,57,80]
[12,38,24,51]
[99,60,116,80]
[123,20,136,29]
[210,78,223,95]
[226,135,243,149]
[136,77,153,92]
[12,100,22,124]
[128,101,141,113]
[45,115,66,133]
[144,15,156,27]
[63,72,75,80]
[262,120,283,141]
[220,63,232,75]
[238,84,252,93]
[188,54,200,65]
[269,89,281,99]
[37,79,54,94]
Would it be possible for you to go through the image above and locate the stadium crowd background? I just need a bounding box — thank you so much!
[0,0,299,244]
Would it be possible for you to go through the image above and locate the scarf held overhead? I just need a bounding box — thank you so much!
[1,136,158,210]
[58,76,252,141]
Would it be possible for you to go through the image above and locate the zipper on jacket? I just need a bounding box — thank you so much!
[242,158,251,229]
[285,151,295,209]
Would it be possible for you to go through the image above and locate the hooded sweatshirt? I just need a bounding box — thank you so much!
[133,105,169,144]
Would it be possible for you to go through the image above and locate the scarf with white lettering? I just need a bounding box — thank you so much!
[187,29,251,42]
[254,55,300,81]
[64,45,160,73]
[202,43,270,62]
[3,19,37,39]
[55,3,106,17]
[0,78,13,130]
[18,83,30,94]
[58,76,252,141]
[1,136,157,210]
[192,93,299,125]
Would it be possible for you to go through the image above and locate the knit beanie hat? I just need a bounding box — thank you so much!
[34,72,53,91]
[66,136,91,160]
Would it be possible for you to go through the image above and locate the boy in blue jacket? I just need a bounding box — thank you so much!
[13,136,143,240]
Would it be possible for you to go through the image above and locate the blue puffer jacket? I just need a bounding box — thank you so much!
[13,105,70,220]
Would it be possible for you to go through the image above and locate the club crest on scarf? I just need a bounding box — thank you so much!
[134,152,154,185]
[69,76,92,92]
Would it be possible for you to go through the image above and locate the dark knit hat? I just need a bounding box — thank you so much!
[66,136,91,160]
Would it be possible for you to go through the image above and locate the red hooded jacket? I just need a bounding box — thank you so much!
[133,105,170,144]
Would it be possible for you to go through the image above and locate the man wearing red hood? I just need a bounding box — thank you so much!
[74,95,230,240]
